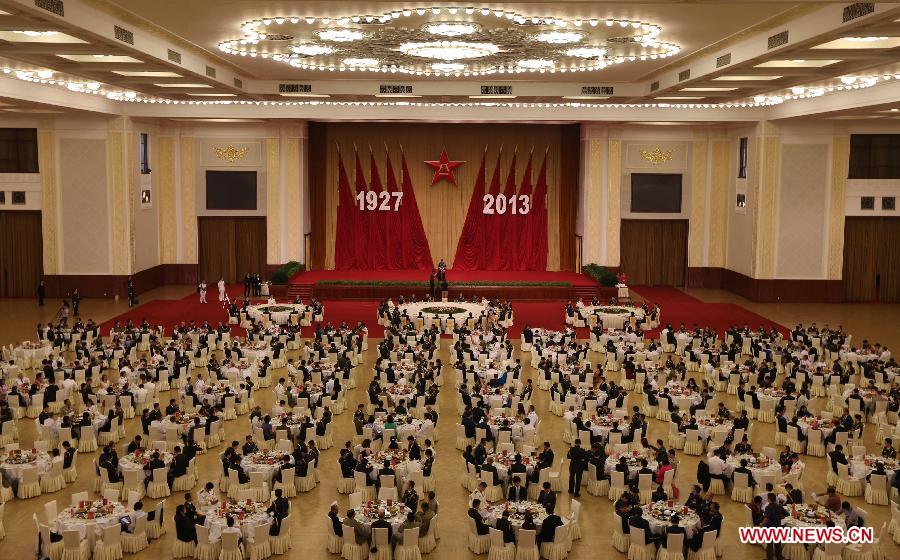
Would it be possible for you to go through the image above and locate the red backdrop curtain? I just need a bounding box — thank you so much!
[452,151,486,270]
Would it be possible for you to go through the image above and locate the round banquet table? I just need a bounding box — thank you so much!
[396,302,490,328]
[374,417,425,439]
[241,452,289,481]
[119,449,173,472]
[484,452,537,482]
[246,304,309,325]
[486,415,527,439]
[850,455,898,482]
[696,419,733,441]
[204,502,273,541]
[724,453,801,481]
[796,417,837,440]
[641,502,702,537]
[0,450,51,481]
[354,500,411,532]
[781,504,845,528]
[368,450,422,484]
[587,415,628,439]
[385,384,419,406]
[55,500,130,541]
[605,452,659,476]
[158,414,207,436]
[576,305,645,330]
[483,501,551,531]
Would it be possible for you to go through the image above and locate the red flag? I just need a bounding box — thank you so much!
[479,149,504,270]
[334,149,359,270]
[383,148,404,269]
[368,148,388,270]
[400,151,434,270]
[353,149,371,268]
[498,150,519,271]
[528,152,549,271]
[513,151,534,270]
[452,148,487,270]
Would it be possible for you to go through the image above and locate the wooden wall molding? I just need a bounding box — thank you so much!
[686,267,842,303]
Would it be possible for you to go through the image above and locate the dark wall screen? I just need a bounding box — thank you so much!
[206,170,257,210]
[630,173,682,213]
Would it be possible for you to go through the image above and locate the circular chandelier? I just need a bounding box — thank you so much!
[218,5,681,76]
[422,22,480,37]
[399,41,499,60]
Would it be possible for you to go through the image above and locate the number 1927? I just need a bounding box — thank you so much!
[356,190,404,211]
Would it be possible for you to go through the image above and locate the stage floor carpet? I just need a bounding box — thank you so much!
[99,285,784,339]
[289,269,598,286]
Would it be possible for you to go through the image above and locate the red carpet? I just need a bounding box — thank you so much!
[99,285,785,341]
[290,269,598,286]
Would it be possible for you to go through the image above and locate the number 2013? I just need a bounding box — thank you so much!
[483,194,531,215]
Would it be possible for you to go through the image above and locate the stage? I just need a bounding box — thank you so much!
[286,269,600,301]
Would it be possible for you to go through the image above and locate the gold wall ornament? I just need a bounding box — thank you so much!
[214,145,250,163]
[639,146,674,165]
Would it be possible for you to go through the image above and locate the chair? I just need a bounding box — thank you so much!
[516,529,540,560]
[0,501,4,541]
[864,473,889,506]
[120,468,144,501]
[341,525,368,560]
[540,525,568,560]
[567,499,582,545]
[41,459,66,493]
[378,486,398,501]
[806,429,825,457]
[627,529,655,560]
[658,532,685,560]
[396,527,422,560]
[271,515,292,555]
[419,513,437,554]
[78,426,98,453]
[61,529,89,560]
[194,524,220,560]
[99,468,122,496]
[355,471,375,501]
[890,503,900,544]
[219,531,244,560]
[637,473,653,504]
[16,465,42,498]
[835,463,863,497]
[489,528,515,560]
[732,472,754,503]
[93,524,123,560]
[326,517,344,554]
[586,464,609,497]
[468,518,490,554]
[371,527,391,560]
[785,426,806,454]
[686,531,717,560]
[609,470,627,502]
[548,459,563,493]
[810,542,843,560]
[121,515,149,553]
[247,522,272,560]
[147,467,170,498]
[683,430,703,456]
[147,501,166,540]
[172,458,197,491]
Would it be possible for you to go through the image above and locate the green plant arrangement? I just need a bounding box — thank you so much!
[270,261,304,285]
[582,263,618,288]
[315,280,571,287]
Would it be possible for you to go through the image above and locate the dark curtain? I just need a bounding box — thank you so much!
[0,211,43,296]
[842,217,880,302]
[198,217,266,284]
[876,218,900,302]
[620,219,688,286]
[308,122,327,269]
[557,124,580,271]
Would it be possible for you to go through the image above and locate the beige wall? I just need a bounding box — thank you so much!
[776,144,828,278]
[59,137,110,273]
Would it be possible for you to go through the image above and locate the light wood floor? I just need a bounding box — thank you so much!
[1,288,898,560]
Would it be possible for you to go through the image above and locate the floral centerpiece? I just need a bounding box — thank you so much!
[645,501,691,522]
[68,498,116,520]
[862,455,900,471]
[590,414,617,428]
[596,307,631,315]
[371,450,409,468]
[612,450,654,469]
[4,449,39,464]
[170,411,199,425]
[789,504,836,525]
[734,453,771,469]
[495,501,547,522]
[616,273,628,285]
[421,306,467,316]
[490,451,534,469]
[218,499,261,520]
[360,500,407,520]
[249,451,281,465]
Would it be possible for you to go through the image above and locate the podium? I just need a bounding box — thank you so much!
[616,284,630,302]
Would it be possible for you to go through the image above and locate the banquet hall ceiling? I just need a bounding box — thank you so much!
[0,0,898,117]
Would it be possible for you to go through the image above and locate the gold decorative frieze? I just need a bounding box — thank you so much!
[214,145,249,163]
[639,146,674,165]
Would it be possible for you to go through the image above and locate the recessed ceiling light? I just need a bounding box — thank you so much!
[533,31,584,44]
[655,96,705,100]
[755,59,842,68]
[0,31,85,43]
[187,93,236,97]
[13,30,59,37]
[431,62,466,73]
[713,75,783,81]
[681,87,738,92]
[422,22,480,37]
[469,94,517,99]
[171,118,265,123]
[342,58,380,67]
[813,37,900,49]
[566,47,608,59]
[374,94,423,98]
[317,29,365,42]
[57,54,142,63]
[561,95,609,100]
[113,71,182,77]
[153,83,214,88]
[278,93,330,98]
[516,59,555,70]
[291,44,333,56]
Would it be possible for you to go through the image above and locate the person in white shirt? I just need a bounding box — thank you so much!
[198,281,207,304]
[121,501,148,534]
[707,450,732,490]
[198,481,219,507]
[469,482,487,507]
[217,278,226,302]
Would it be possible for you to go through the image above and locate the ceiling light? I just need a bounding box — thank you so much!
[153,83,214,88]
[36,70,53,79]
[374,94,422,98]
[840,76,857,85]
[187,93,237,97]
[566,47,608,59]
[755,59,842,68]
[112,71,182,77]
[845,36,889,42]
[790,86,805,95]
[713,75,783,81]
[813,37,900,49]
[681,87,738,92]
[516,59,555,70]
[655,96,705,100]
[58,54,142,63]
[431,62,466,72]
[13,30,59,37]
[399,41,498,60]
[291,44,334,56]
[86,82,101,90]
[317,29,365,42]
[561,95,609,100]
[753,95,767,103]
[469,95,517,99]
[422,22,480,37]
[343,58,380,67]
[0,31,85,43]
[534,31,583,44]
[278,93,331,98]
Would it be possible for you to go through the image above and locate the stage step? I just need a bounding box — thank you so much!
[287,283,314,300]
[574,285,599,301]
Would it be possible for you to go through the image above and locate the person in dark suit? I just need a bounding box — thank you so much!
[267,489,290,536]
[537,481,556,512]
[629,512,656,545]
[495,510,516,544]
[507,476,527,502]
[537,505,564,545]
[328,503,343,537]
[567,439,588,497]
[174,505,197,544]
[664,515,687,544]
[371,509,394,543]
[468,499,490,536]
